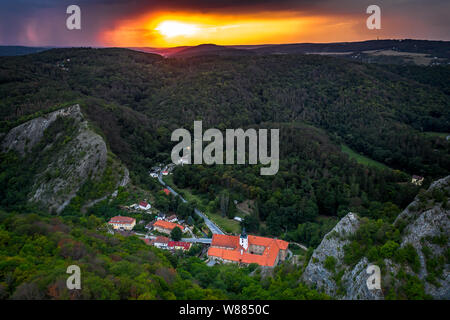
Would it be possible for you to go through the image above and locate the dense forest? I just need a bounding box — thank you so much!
[0,48,449,299]
[170,122,420,243]
[0,48,449,178]
[0,211,328,299]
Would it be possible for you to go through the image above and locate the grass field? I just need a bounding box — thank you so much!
[422,132,449,138]
[206,212,241,234]
[341,144,390,170]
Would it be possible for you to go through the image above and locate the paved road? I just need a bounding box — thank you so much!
[289,242,308,251]
[157,171,225,235]
[181,238,212,244]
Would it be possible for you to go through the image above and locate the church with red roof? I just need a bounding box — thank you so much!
[207,229,289,267]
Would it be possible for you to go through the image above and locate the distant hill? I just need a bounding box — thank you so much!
[251,39,450,57]
[129,39,450,65]
[0,46,51,56]
[129,46,189,57]
[1,47,448,178]
[170,44,255,58]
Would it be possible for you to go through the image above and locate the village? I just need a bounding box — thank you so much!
[108,206,290,268]
[105,162,292,268]
[105,159,428,270]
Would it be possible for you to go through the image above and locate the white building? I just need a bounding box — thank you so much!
[108,216,136,231]
[167,214,178,223]
[139,201,151,211]
[152,236,169,249]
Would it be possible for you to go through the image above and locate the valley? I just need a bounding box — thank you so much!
[0,45,448,300]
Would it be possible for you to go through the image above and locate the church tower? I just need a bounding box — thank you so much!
[239,227,248,251]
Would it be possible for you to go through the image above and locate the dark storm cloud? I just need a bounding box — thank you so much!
[0,0,449,45]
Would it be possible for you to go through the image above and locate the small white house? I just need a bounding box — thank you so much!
[153,236,169,249]
[139,201,151,211]
[150,172,158,178]
[233,216,243,222]
[176,156,190,165]
[167,214,178,223]
[411,175,424,186]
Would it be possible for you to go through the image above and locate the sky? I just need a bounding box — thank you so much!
[0,0,449,47]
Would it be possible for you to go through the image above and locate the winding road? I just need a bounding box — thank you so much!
[181,238,212,244]
[157,170,225,235]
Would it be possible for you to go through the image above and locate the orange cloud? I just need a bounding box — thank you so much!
[99,10,373,47]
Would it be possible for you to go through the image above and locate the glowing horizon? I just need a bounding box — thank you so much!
[99,11,380,47]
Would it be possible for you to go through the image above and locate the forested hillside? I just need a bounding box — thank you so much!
[1,47,449,239]
[0,48,449,178]
[0,210,328,299]
[0,48,449,300]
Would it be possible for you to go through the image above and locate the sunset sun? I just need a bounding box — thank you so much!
[155,21,199,38]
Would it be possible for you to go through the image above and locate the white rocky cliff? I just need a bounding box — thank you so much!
[302,175,449,300]
[1,104,129,213]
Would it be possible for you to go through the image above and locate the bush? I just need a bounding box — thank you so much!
[170,226,183,241]
[324,256,337,272]
[380,240,400,259]
[394,244,421,273]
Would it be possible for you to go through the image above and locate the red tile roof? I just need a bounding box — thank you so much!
[208,234,289,267]
[168,241,191,250]
[211,234,239,249]
[109,216,135,225]
[153,236,169,244]
[248,235,289,250]
[139,201,149,207]
[163,188,171,195]
[153,220,184,231]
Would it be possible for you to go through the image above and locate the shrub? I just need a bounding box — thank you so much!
[324,256,337,272]
[380,240,400,259]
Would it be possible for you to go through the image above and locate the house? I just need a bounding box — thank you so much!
[145,221,154,230]
[156,212,166,221]
[233,216,243,222]
[411,175,424,186]
[153,220,184,235]
[150,172,158,178]
[207,229,289,267]
[108,216,136,231]
[168,241,191,251]
[139,201,151,211]
[163,188,171,196]
[162,170,169,176]
[151,236,169,249]
[176,155,189,165]
[167,214,178,223]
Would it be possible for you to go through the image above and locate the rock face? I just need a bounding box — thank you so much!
[394,175,450,299]
[1,104,129,213]
[2,105,84,156]
[302,212,383,299]
[303,175,450,300]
